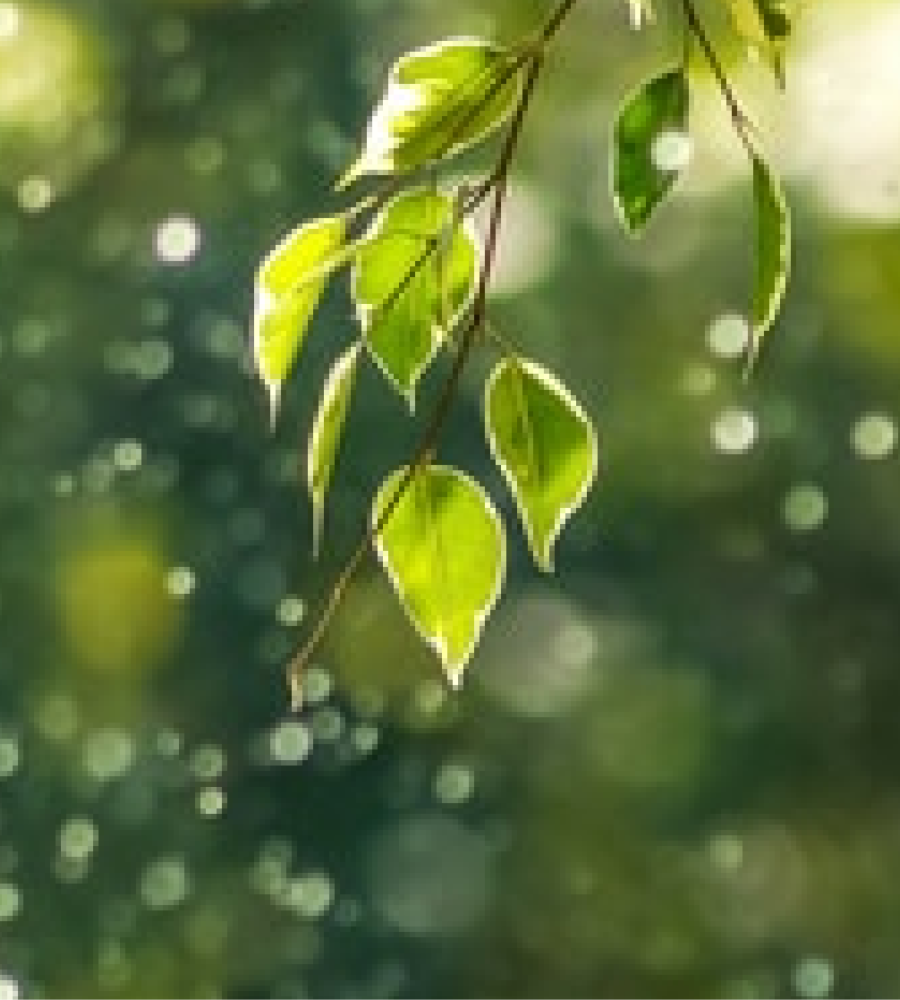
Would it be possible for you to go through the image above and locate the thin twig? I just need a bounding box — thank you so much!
[680,0,755,156]
[540,0,581,44]
[287,0,583,708]
[482,317,518,358]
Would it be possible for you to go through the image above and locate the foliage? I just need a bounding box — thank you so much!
[612,67,690,233]
[248,0,795,702]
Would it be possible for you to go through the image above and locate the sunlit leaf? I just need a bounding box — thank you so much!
[725,0,792,85]
[372,463,505,687]
[626,0,654,29]
[252,214,350,427]
[612,68,690,234]
[337,38,523,189]
[353,188,476,407]
[748,153,791,367]
[484,356,598,573]
[307,340,362,558]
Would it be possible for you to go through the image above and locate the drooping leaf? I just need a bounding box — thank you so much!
[753,0,791,37]
[353,188,476,407]
[372,463,505,687]
[725,0,792,85]
[625,0,654,28]
[484,356,598,573]
[337,38,523,189]
[252,214,349,427]
[306,340,362,558]
[748,153,791,367]
[612,68,690,234]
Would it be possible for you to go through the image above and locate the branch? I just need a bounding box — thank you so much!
[286,0,583,709]
[681,0,755,155]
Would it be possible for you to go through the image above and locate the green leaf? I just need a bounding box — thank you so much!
[337,38,523,189]
[753,0,791,38]
[372,463,505,687]
[725,0,791,85]
[252,214,349,427]
[306,340,362,558]
[353,188,476,407]
[749,153,791,367]
[484,356,598,573]
[612,68,690,234]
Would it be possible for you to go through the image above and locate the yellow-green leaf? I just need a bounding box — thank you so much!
[612,68,690,234]
[353,188,476,408]
[372,464,505,687]
[306,340,362,558]
[749,153,791,367]
[252,214,349,427]
[725,0,792,85]
[338,38,523,189]
[484,357,598,573]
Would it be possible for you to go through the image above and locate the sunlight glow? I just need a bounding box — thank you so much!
[0,974,19,1000]
[712,407,757,455]
[851,412,896,460]
[0,4,20,42]
[787,4,900,220]
[783,483,828,533]
[154,215,202,264]
[651,129,693,174]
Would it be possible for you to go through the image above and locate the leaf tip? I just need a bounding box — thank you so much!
[535,546,555,574]
[744,337,760,381]
[288,667,304,713]
[266,379,281,432]
[335,160,363,193]
[627,0,654,30]
[446,667,464,690]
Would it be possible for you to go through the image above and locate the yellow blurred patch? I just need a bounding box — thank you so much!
[0,2,112,198]
[56,524,182,676]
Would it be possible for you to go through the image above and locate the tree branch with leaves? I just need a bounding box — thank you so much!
[249,0,794,708]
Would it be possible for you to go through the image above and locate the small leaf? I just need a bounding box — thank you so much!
[306,340,362,558]
[753,0,791,38]
[353,188,476,407]
[748,153,791,367]
[484,356,598,573]
[252,214,349,427]
[612,68,690,234]
[372,463,505,687]
[338,38,523,188]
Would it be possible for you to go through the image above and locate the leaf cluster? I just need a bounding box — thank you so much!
[248,0,795,702]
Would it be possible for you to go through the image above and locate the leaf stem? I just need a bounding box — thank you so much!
[540,0,581,44]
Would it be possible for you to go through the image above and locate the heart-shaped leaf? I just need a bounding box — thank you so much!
[338,38,523,189]
[353,188,476,407]
[252,214,349,427]
[372,463,505,687]
[485,356,598,572]
[612,68,690,234]
[307,340,362,558]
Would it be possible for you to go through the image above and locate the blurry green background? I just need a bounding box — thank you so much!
[1,0,899,996]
